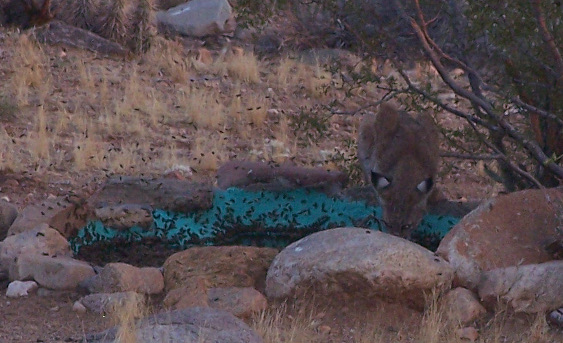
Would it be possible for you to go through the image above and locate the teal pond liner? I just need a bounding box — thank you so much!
[70,188,460,253]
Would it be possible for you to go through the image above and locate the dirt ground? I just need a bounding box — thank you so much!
[0,13,561,343]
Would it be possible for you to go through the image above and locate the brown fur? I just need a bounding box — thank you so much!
[358,103,440,238]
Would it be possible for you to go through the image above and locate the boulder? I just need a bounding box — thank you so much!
[84,307,264,343]
[437,188,563,289]
[80,262,164,295]
[156,0,235,38]
[10,255,95,290]
[440,287,487,324]
[87,177,213,214]
[478,260,563,313]
[163,246,278,293]
[7,196,89,237]
[216,160,348,194]
[0,223,71,272]
[266,227,453,309]
[163,276,210,309]
[0,199,18,240]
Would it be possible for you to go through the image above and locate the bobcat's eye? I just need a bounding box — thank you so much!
[416,177,434,193]
[371,171,392,189]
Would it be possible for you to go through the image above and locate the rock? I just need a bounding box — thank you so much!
[437,188,563,289]
[163,276,210,309]
[156,0,235,38]
[7,196,89,238]
[94,204,153,230]
[547,308,563,328]
[32,20,129,57]
[478,260,563,313]
[6,280,38,297]
[84,307,264,343]
[88,177,213,214]
[10,255,95,290]
[80,262,164,295]
[456,326,479,341]
[216,160,348,194]
[0,200,18,240]
[79,291,144,314]
[440,287,487,324]
[73,301,87,313]
[0,223,71,272]
[266,227,453,309]
[207,287,268,319]
[163,246,278,293]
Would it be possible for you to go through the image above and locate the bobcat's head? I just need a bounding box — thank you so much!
[358,103,439,238]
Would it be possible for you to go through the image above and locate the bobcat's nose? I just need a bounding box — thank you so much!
[400,224,413,238]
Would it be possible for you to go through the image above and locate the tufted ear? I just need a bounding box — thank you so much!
[374,103,400,139]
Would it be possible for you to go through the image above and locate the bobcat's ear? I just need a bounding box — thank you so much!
[374,103,399,138]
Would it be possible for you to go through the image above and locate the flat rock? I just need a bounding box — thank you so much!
[163,246,278,293]
[88,177,213,214]
[94,204,153,230]
[84,307,264,343]
[7,196,89,238]
[437,188,563,289]
[79,291,144,314]
[0,200,18,240]
[217,160,348,194]
[0,223,71,272]
[265,227,453,309]
[32,20,129,57]
[81,262,164,295]
[478,260,563,313]
[10,255,95,290]
[156,0,235,38]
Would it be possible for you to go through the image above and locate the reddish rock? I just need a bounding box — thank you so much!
[163,246,279,293]
[7,196,89,238]
[437,188,563,289]
[440,287,487,324]
[207,287,267,319]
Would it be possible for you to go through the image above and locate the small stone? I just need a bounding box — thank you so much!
[73,301,87,313]
[6,280,38,298]
[456,327,479,341]
[547,308,563,328]
[318,325,331,334]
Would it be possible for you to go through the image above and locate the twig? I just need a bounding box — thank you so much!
[441,152,502,160]
[330,90,399,115]
[511,97,563,127]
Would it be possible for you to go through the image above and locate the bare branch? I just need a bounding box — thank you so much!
[531,0,563,80]
[330,90,400,116]
[441,152,503,160]
[510,97,563,127]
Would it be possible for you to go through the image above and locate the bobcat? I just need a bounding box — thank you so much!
[358,102,440,238]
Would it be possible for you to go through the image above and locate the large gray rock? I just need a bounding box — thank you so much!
[10,255,95,290]
[266,227,453,309]
[0,199,18,240]
[80,262,164,295]
[0,223,71,272]
[88,177,213,214]
[94,204,153,230]
[84,307,264,343]
[79,291,144,314]
[478,261,563,313]
[156,0,235,38]
[437,188,563,290]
